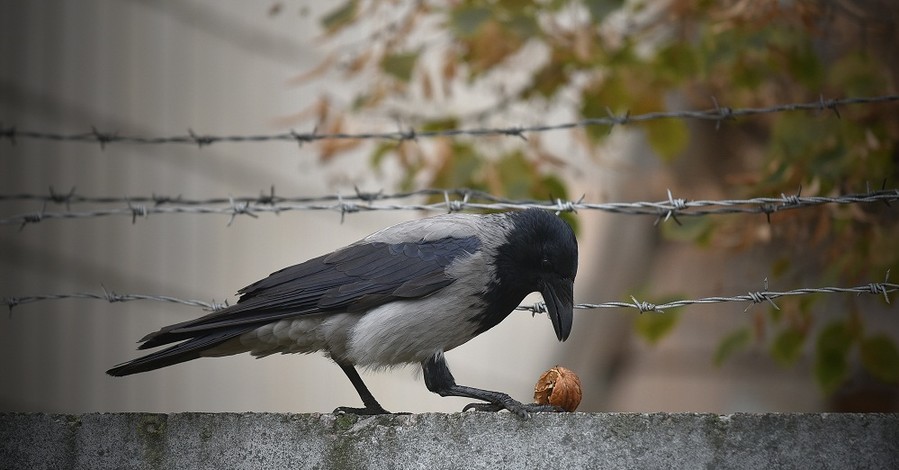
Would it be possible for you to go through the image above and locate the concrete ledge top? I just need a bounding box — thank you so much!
[2,412,898,469]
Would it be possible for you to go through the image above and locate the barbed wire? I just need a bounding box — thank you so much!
[2,95,897,148]
[521,272,895,315]
[3,290,231,313]
[0,187,503,207]
[4,273,893,316]
[1,186,896,228]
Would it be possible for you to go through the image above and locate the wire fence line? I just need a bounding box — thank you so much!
[523,274,895,315]
[4,274,894,316]
[3,291,231,313]
[2,97,896,317]
[2,95,897,148]
[2,186,897,228]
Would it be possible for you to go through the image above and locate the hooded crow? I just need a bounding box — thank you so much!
[108,208,578,417]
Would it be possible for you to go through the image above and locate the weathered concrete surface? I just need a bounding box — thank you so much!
[1,413,897,469]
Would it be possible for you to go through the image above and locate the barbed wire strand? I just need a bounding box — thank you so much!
[0,187,518,207]
[3,289,230,313]
[2,95,897,148]
[4,274,894,316]
[2,187,897,228]
[521,273,895,315]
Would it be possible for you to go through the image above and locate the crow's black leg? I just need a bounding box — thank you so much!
[421,352,560,419]
[333,361,390,415]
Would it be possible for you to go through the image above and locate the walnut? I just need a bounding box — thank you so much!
[534,366,582,412]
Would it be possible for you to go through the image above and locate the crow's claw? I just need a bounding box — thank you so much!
[462,401,563,418]
[333,405,391,416]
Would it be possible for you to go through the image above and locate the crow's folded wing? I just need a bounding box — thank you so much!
[136,235,481,349]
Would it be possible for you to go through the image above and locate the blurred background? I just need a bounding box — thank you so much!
[1,0,897,414]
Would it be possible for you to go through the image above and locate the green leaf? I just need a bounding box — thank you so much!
[814,321,855,393]
[495,152,537,198]
[450,6,492,37]
[770,328,806,366]
[786,41,823,89]
[860,335,899,383]
[827,53,888,96]
[579,78,625,143]
[420,118,459,132]
[370,142,396,169]
[430,142,483,190]
[526,55,569,98]
[768,303,782,323]
[660,217,713,246]
[381,52,419,82]
[771,257,791,279]
[654,43,700,84]
[321,1,358,35]
[635,310,680,345]
[351,91,385,110]
[714,327,751,366]
[505,12,540,38]
[644,119,689,162]
[583,0,624,23]
[539,173,568,201]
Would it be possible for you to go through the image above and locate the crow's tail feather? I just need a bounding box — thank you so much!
[107,329,248,376]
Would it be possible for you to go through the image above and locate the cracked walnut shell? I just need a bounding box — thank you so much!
[534,366,582,412]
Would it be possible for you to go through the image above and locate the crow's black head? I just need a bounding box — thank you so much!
[484,209,578,340]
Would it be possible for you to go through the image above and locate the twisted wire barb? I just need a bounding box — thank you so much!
[2,95,897,148]
[5,277,894,315]
[3,290,229,313]
[2,187,897,227]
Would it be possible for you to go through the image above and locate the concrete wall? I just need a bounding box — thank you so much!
[2,413,897,469]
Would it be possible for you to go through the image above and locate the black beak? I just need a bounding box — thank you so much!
[541,276,574,341]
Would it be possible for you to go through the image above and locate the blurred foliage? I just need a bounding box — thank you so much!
[289,0,899,397]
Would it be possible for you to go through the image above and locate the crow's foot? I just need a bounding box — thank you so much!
[462,401,563,418]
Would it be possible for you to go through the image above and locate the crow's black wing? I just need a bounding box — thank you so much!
[136,235,481,349]
[107,235,481,376]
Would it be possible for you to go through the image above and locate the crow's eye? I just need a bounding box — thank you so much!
[540,258,551,270]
